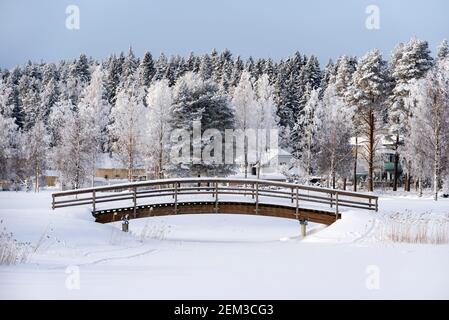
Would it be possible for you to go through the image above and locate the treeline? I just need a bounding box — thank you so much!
[0,38,448,199]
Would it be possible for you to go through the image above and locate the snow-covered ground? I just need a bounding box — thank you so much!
[0,189,448,299]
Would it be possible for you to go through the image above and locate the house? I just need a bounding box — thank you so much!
[231,148,293,181]
[95,153,147,183]
[351,134,403,185]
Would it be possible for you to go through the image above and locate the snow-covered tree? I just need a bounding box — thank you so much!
[0,113,18,180]
[23,120,49,192]
[437,39,449,62]
[405,58,449,200]
[335,55,359,190]
[167,72,235,177]
[254,74,277,178]
[293,88,320,177]
[389,38,433,191]
[39,78,59,123]
[109,73,147,181]
[145,79,172,178]
[139,51,155,87]
[346,49,389,191]
[232,71,257,177]
[314,85,353,188]
[54,108,92,189]
[78,65,111,186]
[48,99,74,148]
[0,79,15,118]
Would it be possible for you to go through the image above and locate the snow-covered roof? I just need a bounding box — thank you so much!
[96,153,123,169]
[43,170,59,177]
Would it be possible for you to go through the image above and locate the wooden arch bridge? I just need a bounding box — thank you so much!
[52,178,378,227]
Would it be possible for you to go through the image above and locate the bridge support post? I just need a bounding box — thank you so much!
[92,190,96,213]
[214,182,218,213]
[255,182,259,214]
[133,187,137,218]
[291,188,294,203]
[335,192,339,221]
[300,219,308,237]
[330,193,333,208]
[174,183,178,214]
[295,187,299,219]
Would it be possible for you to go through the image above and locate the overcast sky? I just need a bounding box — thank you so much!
[0,0,448,68]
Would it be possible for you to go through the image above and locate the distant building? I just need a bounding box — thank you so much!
[95,153,147,183]
[352,134,403,186]
[232,148,293,181]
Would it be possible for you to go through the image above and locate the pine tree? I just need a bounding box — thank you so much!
[437,39,449,62]
[139,51,155,87]
[389,38,433,191]
[105,54,122,106]
[346,49,389,191]
[153,53,168,81]
[335,55,358,190]
[199,53,213,80]
[39,77,59,124]
[167,72,235,177]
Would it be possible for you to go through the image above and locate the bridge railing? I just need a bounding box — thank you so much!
[51,178,378,217]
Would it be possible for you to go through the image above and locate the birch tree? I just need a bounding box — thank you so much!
[145,79,172,178]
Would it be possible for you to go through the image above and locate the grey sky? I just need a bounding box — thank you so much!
[0,0,448,68]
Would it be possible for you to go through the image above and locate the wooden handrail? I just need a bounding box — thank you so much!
[52,177,379,214]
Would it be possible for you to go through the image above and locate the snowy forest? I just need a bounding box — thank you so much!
[0,38,449,199]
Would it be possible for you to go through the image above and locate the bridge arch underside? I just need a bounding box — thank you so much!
[94,201,341,225]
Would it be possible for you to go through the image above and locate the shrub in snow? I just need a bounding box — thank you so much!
[138,221,171,241]
[378,211,449,244]
[0,222,33,265]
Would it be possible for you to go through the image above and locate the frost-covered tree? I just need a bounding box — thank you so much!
[145,79,172,178]
[314,85,353,188]
[48,99,74,148]
[109,73,147,181]
[254,74,277,178]
[232,71,257,177]
[0,79,14,117]
[346,49,389,191]
[293,88,320,177]
[167,72,235,177]
[139,51,155,87]
[54,108,92,189]
[389,38,433,191]
[0,113,18,180]
[437,39,449,61]
[335,55,359,190]
[405,58,449,200]
[24,120,49,192]
[39,78,59,123]
[78,65,111,186]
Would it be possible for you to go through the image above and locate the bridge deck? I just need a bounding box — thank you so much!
[93,200,341,225]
